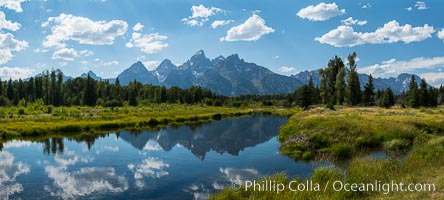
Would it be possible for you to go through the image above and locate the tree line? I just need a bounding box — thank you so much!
[0,70,290,108]
[290,52,444,109]
[0,70,228,107]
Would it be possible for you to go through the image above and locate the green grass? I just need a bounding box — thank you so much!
[212,106,444,199]
[0,104,298,141]
[279,106,444,161]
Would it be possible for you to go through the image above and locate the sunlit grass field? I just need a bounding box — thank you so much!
[212,106,444,200]
[0,103,297,140]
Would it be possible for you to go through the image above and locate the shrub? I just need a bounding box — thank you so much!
[18,108,25,115]
[330,143,352,160]
[104,99,124,107]
[0,96,10,106]
[383,139,410,151]
[211,113,222,120]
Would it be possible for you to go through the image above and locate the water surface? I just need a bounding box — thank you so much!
[0,115,323,200]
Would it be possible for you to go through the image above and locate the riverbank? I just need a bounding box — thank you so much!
[212,106,444,199]
[0,104,298,141]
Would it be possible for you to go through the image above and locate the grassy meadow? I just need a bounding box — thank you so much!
[0,103,296,142]
[212,106,444,199]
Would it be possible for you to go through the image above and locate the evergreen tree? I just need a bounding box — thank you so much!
[50,70,57,105]
[83,74,97,106]
[35,77,43,100]
[160,86,167,103]
[27,77,35,102]
[319,56,345,109]
[127,81,138,106]
[7,79,14,101]
[406,75,420,108]
[295,85,312,110]
[346,52,361,105]
[379,88,395,108]
[335,67,345,105]
[17,79,25,101]
[307,75,318,104]
[55,71,64,106]
[418,78,429,106]
[0,78,3,97]
[43,71,50,105]
[115,78,121,100]
[363,74,375,105]
[439,85,444,105]
[428,86,438,107]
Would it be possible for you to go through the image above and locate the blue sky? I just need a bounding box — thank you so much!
[0,0,444,86]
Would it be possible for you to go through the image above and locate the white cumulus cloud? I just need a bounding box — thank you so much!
[51,48,93,61]
[182,4,222,27]
[0,11,20,31]
[0,66,33,80]
[220,14,274,42]
[278,66,296,73]
[126,22,168,54]
[297,2,345,21]
[341,17,367,26]
[0,33,28,64]
[437,29,444,41]
[0,0,27,12]
[211,20,234,29]
[42,14,128,48]
[126,33,168,54]
[133,22,144,32]
[143,61,161,71]
[415,1,428,10]
[315,20,435,47]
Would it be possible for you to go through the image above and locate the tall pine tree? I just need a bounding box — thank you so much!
[406,75,420,108]
[346,52,361,105]
[418,78,429,107]
[363,74,375,105]
[335,67,346,105]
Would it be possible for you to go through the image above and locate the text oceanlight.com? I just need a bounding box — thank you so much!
[235,180,436,194]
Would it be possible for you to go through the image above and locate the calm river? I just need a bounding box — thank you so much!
[0,115,325,199]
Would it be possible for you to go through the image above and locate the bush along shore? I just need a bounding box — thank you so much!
[212,106,444,199]
[0,104,297,141]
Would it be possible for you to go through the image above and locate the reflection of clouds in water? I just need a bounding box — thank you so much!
[219,167,259,185]
[212,182,225,190]
[128,157,169,189]
[0,151,30,199]
[183,184,210,200]
[45,166,128,199]
[45,150,127,199]
[184,168,260,200]
[143,140,162,151]
[54,151,93,167]
[95,146,120,155]
[3,140,35,148]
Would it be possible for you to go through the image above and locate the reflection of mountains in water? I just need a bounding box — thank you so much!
[119,115,287,160]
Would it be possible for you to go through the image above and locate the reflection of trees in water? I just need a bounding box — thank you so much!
[0,115,287,159]
[43,138,64,155]
[120,115,287,160]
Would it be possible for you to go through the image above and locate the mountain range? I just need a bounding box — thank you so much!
[115,50,302,95]
[35,50,425,95]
